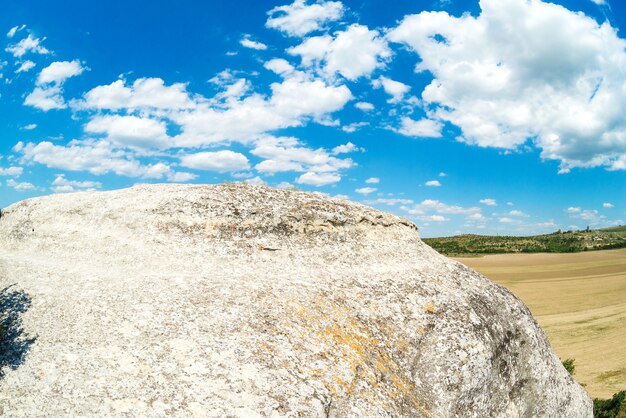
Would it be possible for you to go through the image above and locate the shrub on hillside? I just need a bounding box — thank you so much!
[594,390,626,418]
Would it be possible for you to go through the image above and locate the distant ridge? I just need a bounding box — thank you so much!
[424,226,626,256]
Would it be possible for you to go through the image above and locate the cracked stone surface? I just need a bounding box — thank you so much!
[0,183,591,417]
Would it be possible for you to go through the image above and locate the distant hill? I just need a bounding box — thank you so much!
[423,226,626,256]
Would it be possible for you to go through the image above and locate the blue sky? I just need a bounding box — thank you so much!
[1,0,625,237]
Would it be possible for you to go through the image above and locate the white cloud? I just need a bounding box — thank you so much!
[18,140,174,178]
[388,0,626,172]
[423,215,448,222]
[240,35,268,50]
[467,213,486,221]
[22,124,37,130]
[6,179,35,191]
[499,217,521,224]
[296,171,340,186]
[7,25,26,39]
[566,207,581,213]
[15,60,35,74]
[355,187,376,195]
[342,122,368,133]
[480,198,497,206]
[5,34,49,57]
[0,166,23,177]
[252,135,353,176]
[264,58,295,75]
[266,0,344,37]
[365,177,379,184]
[396,117,442,138]
[51,174,101,193]
[76,78,194,111]
[425,180,441,187]
[355,101,374,111]
[401,199,481,216]
[288,24,391,80]
[245,176,267,185]
[439,172,446,177]
[25,60,85,111]
[372,76,410,103]
[508,210,528,217]
[603,202,614,208]
[365,198,413,206]
[180,150,250,172]
[37,60,84,84]
[590,0,606,5]
[331,142,360,154]
[24,85,66,111]
[85,115,171,149]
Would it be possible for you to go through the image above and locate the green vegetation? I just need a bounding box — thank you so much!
[424,226,626,256]
[594,390,626,418]
[562,358,576,375]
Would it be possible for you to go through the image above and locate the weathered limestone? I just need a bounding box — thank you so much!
[0,183,591,417]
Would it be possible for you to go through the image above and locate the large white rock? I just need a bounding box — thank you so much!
[0,183,591,417]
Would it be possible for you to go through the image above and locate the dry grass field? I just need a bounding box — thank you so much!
[456,248,626,399]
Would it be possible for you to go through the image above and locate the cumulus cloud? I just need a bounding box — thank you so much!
[18,140,185,181]
[252,136,353,178]
[401,199,481,216]
[15,60,35,74]
[85,115,171,149]
[6,179,35,191]
[365,177,379,184]
[296,171,340,186]
[372,76,410,103]
[508,210,528,217]
[51,174,101,193]
[341,122,368,133]
[288,24,391,80]
[355,187,376,195]
[25,60,85,111]
[388,0,626,172]
[266,0,344,37]
[354,101,374,111]
[480,198,497,206]
[24,85,66,111]
[240,35,268,50]
[331,142,360,154]
[603,202,614,208]
[0,166,23,177]
[425,180,441,187]
[76,78,194,111]
[37,60,84,84]
[6,34,49,57]
[180,150,250,172]
[396,117,442,138]
[264,58,295,75]
[365,198,413,206]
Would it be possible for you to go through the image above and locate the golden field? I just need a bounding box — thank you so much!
[456,248,626,399]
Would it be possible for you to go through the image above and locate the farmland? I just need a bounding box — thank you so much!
[455,248,626,399]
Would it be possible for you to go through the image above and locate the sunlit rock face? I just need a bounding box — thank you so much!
[0,183,591,417]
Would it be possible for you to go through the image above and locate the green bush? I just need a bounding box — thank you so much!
[594,391,626,418]
[562,358,576,375]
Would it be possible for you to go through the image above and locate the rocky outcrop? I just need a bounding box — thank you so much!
[0,183,591,417]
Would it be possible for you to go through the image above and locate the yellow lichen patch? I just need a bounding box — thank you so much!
[280,298,431,417]
[424,302,437,314]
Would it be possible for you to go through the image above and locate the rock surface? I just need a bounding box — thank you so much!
[0,183,591,417]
